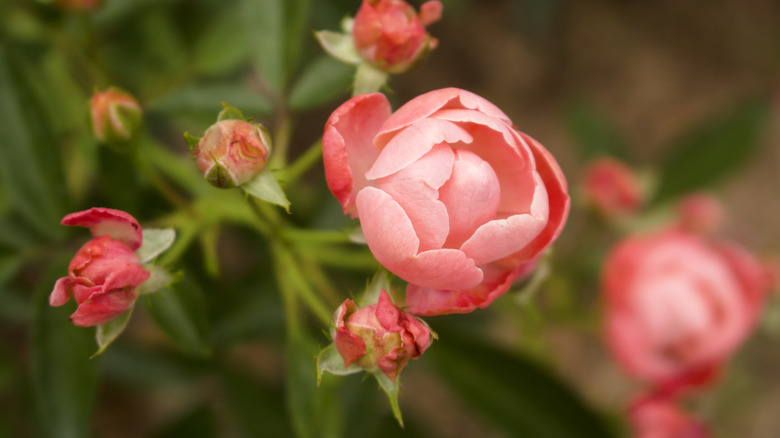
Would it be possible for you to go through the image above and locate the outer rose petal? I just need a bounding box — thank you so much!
[70,288,137,327]
[501,132,569,264]
[406,262,521,315]
[375,88,511,147]
[61,207,143,250]
[50,277,72,306]
[323,93,392,217]
[356,187,483,290]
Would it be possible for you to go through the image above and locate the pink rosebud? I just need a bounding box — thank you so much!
[675,193,724,235]
[582,157,643,218]
[603,230,767,394]
[90,87,142,145]
[50,208,150,327]
[333,290,431,381]
[192,119,270,188]
[323,88,570,315]
[352,0,442,74]
[629,396,709,438]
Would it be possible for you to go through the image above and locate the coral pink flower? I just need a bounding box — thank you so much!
[582,157,643,218]
[603,230,766,394]
[50,208,150,327]
[675,193,724,236]
[323,88,569,315]
[90,87,142,144]
[352,0,442,73]
[333,290,431,381]
[192,119,270,188]
[629,396,709,438]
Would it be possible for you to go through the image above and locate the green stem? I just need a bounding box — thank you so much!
[279,139,323,188]
[281,228,352,245]
[269,113,293,170]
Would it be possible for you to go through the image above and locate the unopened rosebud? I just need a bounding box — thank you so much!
[191,119,270,189]
[90,87,142,147]
[333,290,431,381]
[352,0,442,74]
[582,157,644,218]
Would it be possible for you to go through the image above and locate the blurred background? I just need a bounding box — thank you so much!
[0,0,778,437]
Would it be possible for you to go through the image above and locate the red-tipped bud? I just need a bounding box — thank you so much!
[192,120,270,188]
[89,87,142,147]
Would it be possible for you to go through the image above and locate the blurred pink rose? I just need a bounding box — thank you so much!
[352,0,442,73]
[603,230,766,393]
[323,88,569,315]
[90,87,142,145]
[50,208,150,327]
[333,290,431,381]
[192,119,270,188]
[629,396,709,438]
[675,193,724,236]
[582,157,643,218]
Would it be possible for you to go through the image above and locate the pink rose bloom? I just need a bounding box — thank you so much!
[603,230,766,393]
[629,396,709,438]
[90,87,142,144]
[333,290,431,381]
[50,208,150,327]
[192,119,270,188]
[352,0,442,73]
[323,88,569,315]
[675,193,724,236]
[582,157,643,218]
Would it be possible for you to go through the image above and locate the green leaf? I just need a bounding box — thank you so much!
[428,334,615,438]
[353,62,388,96]
[314,30,362,65]
[191,4,250,77]
[0,48,67,240]
[137,265,180,295]
[148,84,273,118]
[143,278,212,358]
[137,228,177,263]
[216,101,247,122]
[566,100,626,160]
[316,344,363,384]
[92,305,134,358]
[241,169,291,213]
[31,256,98,438]
[373,372,403,428]
[290,55,354,111]
[655,98,770,201]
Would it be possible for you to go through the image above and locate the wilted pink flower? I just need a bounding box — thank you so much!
[192,119,270,188]
[582,157,643,218]
[333,290,431,381]
[603,230,766,394]
[629,396,709,438]
[90,87,142,144]
[323,88,569,315]
[50,208,150,327]
[675,193,724,236]
[352,0,442,73]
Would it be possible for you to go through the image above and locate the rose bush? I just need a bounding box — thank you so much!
[323,88,569,315]
[603,230,767,393]
[50,208,150,327]
[333,290,432,381]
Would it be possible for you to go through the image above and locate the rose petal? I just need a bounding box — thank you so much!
[323,93,391,217]
[49,277,72,306]
[69,289,137,327]
[376,144,453,251]
[366,117,472,180]
[61,208,143,250]
[460,180,548,265]
[356,187,483,289]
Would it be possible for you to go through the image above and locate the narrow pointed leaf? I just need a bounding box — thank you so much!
[143,278,212,358]
[374,372,403,427]
[317,343,363,385]
[92,306,134,358]
[216,101,246,122]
